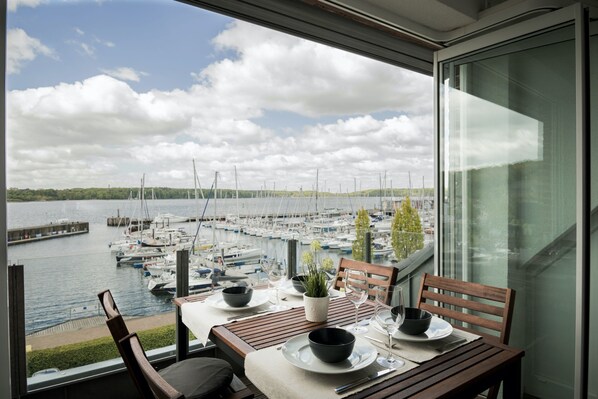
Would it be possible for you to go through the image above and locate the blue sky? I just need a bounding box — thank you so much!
[8,1,231,91]
[6,0,433,191]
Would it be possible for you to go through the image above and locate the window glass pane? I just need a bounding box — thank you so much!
[6,0,434,384]
[589,17,598,399]
[440,26,576,398]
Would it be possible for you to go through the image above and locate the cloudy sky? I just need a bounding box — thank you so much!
[6,0,433,192]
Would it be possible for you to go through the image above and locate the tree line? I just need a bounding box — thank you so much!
[7,187,433,202]
[7,187,266,202]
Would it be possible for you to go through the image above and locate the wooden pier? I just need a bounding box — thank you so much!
[7,221,89,246]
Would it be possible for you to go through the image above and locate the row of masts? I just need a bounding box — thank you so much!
[130,165,432,221]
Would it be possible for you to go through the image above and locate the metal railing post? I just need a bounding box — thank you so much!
[365,232,372,263]
[176,250,189,361]
[287,239,297,278]
[8,264,27,398]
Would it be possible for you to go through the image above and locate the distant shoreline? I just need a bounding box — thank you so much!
[7,187,433,202]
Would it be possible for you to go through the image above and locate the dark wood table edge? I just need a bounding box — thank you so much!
[209,322,524,398]
[179,295,525,398]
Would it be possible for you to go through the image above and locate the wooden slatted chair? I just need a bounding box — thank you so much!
[416,273,516,399]
[98,290,253,399]
[333,258,399,304]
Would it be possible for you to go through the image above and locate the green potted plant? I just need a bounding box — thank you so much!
[301,240,332,322]
[303,262,329,298]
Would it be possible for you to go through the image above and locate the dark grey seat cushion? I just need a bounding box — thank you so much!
[158,357,233,398]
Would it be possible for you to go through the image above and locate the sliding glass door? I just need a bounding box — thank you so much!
[438,6,594,397]
[589,14,598,399]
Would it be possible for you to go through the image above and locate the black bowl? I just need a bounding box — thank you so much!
[394,307,432,335]
[308,327,355,363]
[291,275,307,293]
[221,286,253,307]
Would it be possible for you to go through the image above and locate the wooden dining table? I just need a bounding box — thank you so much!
[176,294,524,398]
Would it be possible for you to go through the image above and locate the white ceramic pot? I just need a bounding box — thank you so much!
[303,293,330,322]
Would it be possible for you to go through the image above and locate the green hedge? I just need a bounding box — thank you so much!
[26,324,191,377]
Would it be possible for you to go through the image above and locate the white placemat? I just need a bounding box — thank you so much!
[245,342,418,399]
[360,326,481,364]
[181,288,304,344]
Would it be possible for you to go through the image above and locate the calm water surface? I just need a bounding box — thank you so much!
[7,197,381,333]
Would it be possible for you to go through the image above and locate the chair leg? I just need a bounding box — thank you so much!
[486,384,500,399]
[475,384,500,399]
[222,374,254,399]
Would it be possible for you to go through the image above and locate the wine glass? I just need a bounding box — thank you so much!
[262,260,288,311]
[344,268,369,334]
[374,285,405,368]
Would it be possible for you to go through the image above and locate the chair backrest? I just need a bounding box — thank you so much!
[119,331,184,399]
[416,273,516,345]
[98,289,130,343]
[98,289,121,319]
[334,258,398,303]
[98,290,150,397]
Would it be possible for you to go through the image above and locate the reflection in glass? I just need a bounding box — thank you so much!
[440,26,577,398]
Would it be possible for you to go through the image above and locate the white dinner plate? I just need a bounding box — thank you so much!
[281,333,377,374]
[373,316,453,342]
[205,290,270,311]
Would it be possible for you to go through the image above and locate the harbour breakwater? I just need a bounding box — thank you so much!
[7,221,89,246]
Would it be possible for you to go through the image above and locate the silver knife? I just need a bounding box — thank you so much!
[334,368,396,394]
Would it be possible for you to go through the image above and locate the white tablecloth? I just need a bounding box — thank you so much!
[245,328,481,398]
[245,340,417,399]
[181,285,305,345]
[360,325,480,364]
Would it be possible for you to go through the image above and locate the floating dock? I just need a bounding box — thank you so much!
[7,221,89,246]
[107,212,322,227]
[106,217,153,226]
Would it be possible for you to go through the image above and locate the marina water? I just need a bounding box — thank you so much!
[7,197,383,334]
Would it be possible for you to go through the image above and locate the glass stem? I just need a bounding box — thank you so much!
[387,333,394,362]
[354,305,359,328]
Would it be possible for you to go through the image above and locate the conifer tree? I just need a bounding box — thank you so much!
[391,197,424,261]
[352,208,372,261]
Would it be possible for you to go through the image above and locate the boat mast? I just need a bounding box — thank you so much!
[212,171,218,269]
[422,175,425,211]
[235,165,239,220]
[379,173,383,213]
[193,159,199,253]
[315,169,319,214]
[408,171,412,199]
[140,174,145,242]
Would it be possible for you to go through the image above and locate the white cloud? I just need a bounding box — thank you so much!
[100,67,148,82]
[7,0,43,12]
[7,75,190,148]
[80,42,95,56]
[7,20,434,189]
[197,21,433,118]
[95,36,115,47]
[120,113,432,190]
[66,31,114,59]
[7,28,57,74]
